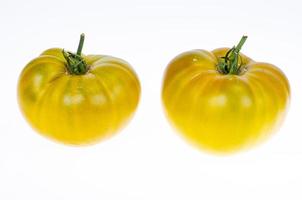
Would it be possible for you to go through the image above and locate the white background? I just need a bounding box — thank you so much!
[0,0,301,199]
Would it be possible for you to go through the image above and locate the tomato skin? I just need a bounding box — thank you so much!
[18,48,140,145]
[162,48,290,153]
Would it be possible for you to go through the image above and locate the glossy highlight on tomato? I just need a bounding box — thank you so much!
[162,36,290,154]
[18,34,140,145]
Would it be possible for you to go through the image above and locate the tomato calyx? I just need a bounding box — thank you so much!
[217,35,248,75]
[63,33,88,75]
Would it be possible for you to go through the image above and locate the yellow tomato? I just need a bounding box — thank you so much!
[18,34,140,145]
[162,36,290,153]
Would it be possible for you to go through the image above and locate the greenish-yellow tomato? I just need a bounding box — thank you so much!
[162,36,290,154]
[18,34,140,145]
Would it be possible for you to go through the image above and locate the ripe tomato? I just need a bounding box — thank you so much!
[18,34,140,145]
[162,36,290,153]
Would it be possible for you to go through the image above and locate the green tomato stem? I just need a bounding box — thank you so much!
[63,33,88,75]
[76,33,85,56]
[218,35,248,75]
[229,36,247,74]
